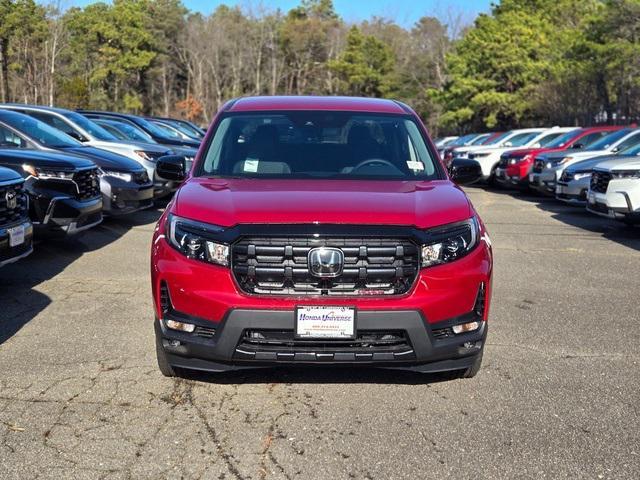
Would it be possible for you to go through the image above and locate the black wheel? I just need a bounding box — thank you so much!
[461,349,483,378]
[442,349,484,380]
[155,332,177,377]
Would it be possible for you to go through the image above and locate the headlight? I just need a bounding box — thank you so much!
[559,156,573,165]
[573,172,591,181]
[23,164,74,179]
[611,170,640,179]
[522,154,533,163]
[546,162,553,169]
[99,169,132,182]
[421,217,480,267]
[166,214,229,266]
[509,158,517,165]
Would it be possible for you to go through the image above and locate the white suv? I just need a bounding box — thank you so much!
[467,128,569,181]
[587,156,640,225]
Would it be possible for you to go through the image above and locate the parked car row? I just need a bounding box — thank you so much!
[0,103,201,268]
[437,124,640,225]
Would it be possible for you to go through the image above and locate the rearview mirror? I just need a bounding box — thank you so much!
[502,141,512,147]
[532,142,541,148]
[571,143,584,149]
[156,155,186,181]
[449,159,483,186]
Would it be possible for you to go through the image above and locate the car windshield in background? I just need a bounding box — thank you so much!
[538,132,565,146]
[5,115,81,148]
[470,134,490,145]
[105,120,154,142]
[66,112,118,141]
[618,142,640,156]
[544,129,580,148]
[199,112,440,180]
[135,116,175,138]
[484,132,509,145]
[585,129,631,151]
[508,132,540,147]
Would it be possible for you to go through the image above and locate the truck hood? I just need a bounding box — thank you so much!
[174,178,473,229]
[56,146,145,171]
[592,155,640,172]
[0,148,95,170]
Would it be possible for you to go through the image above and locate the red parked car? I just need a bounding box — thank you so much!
[150,96,492,379]
[495,126,624,187]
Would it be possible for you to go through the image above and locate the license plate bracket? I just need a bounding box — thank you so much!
[295,306,356,339]
[8,225,25,247]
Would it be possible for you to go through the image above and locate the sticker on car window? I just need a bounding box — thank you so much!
[244,159,259,172]
[406,161,424,171]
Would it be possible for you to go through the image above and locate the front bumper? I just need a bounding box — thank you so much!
[0,220,33,267]
[555,178,590,205]
[587,183,640,223]
[529,170,557,195]
[156,309,486,373]
[31,194,103,236]
[100,177,154,216]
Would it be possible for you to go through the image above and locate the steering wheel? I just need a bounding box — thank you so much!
[351,158,398,172]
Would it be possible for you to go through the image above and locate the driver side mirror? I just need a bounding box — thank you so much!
[449,159,483,186]
[156,155,186,181]
[502,141,512,147]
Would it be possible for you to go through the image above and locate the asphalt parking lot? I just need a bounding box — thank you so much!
[0,188,639,480]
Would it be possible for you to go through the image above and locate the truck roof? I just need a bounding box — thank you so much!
[226,96,410,114]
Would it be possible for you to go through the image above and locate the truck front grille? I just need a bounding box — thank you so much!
[0,182,28,227]
[74,168,101,200]
[533,159,545,173]
[232,236,419,296]
[590,171,611,193]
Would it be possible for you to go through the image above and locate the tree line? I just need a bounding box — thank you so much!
[0,0,638,135]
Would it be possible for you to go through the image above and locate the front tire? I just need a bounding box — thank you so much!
[155,331,177,377]
[442,349,484,380]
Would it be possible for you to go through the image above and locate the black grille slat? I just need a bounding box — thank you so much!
[0,182,29,227]
[232,236,419,296]
[73,168,101,200]
[590,171,611,193]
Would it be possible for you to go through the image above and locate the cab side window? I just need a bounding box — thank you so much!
[0,125,26,148]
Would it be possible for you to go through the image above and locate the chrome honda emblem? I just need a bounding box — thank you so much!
[5,190,17,210]
[308,247,344,278]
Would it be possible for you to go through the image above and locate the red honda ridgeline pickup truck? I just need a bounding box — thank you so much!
[151,96,492,379]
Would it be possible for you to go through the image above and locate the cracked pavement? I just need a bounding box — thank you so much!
[0,188,639,479]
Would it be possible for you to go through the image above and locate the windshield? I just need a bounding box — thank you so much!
[544,129,580,148]
[133,116,175,138]
[152,121,182,139]
[4,114,81,148]
[106,121,154,142]
[483,132,509,145]
[166,120,203,139]
[470,134,490,145]
[454,134,478,145]
[586,129,631,151]
[618,142,640,156]
[199,112,440,180]
[65,112,118,141]
[506,132,541,147]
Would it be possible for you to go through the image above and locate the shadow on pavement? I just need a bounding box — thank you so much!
[0,206,163,345]
[180,366,459,385]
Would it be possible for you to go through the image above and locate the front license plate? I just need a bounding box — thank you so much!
[295,306,355,339]
[529,173,534,183]
[555,184,562,194]
[496,168,505,178]
[588,191,596,204]
[8,225,25,247]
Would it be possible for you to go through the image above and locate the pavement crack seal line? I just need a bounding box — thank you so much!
[179,379,246,480]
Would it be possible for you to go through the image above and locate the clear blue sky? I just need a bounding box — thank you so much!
[62,0,494,27]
